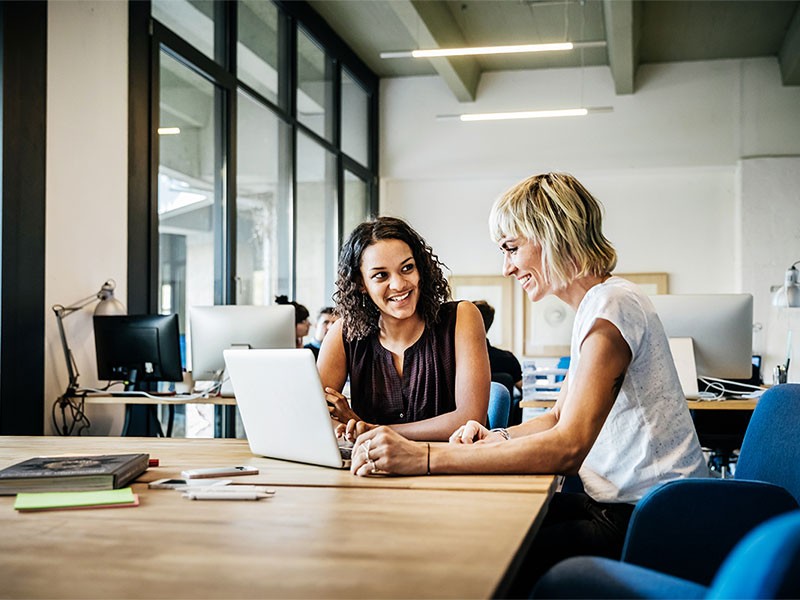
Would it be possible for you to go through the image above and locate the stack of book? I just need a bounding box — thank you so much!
[0,453,149,495]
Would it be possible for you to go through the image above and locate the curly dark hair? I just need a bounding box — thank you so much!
[334,216,451,341]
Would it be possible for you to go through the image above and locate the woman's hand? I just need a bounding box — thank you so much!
[325,387,360,424]
[350,427,428,477]
[448,420,505,444]
[335,418,377,442]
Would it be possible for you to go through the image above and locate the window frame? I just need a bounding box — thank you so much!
[128,0,378,437]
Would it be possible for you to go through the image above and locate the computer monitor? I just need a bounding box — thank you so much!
[93,314,183,389]
[189,305,296,383]
[650,294,753,380]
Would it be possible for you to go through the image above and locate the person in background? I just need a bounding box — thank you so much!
[472,300,522,386]
[304,306,338,360]
[275,295,310,349]
[318,216,490,442]
[347,173,707,592]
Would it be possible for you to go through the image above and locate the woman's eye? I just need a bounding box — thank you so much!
[401,264,415,273]
[372,272,386,280]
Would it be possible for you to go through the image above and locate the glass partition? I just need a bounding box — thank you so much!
[296,27,333,141]
[237,0,280,106]
[296,131,337,317]
[341,69,369,167]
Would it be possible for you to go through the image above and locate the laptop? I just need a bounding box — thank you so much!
[668,337,706,400]
[223,348,352,469]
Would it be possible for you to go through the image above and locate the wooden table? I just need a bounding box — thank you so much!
[521,398,759,411]
[0,437,556,599]
[81,393,236,437]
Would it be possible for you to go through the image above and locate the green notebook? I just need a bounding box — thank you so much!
[14,487,138,511]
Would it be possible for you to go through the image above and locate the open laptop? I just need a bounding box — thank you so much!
[668,337,704,400]
[223,348,351,469]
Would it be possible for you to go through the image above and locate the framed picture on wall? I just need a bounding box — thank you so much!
[523,295,575,357]
[449,275,514,350]
[615,272,669,295]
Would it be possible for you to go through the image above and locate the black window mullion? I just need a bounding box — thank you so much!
[128,1,154,315]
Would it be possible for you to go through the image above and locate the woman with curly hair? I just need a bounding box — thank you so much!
[318,216,490,442]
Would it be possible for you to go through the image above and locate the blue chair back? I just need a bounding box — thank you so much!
[708,510,800,599]
[735,383,800,501]
[487,381,510,429]
[621,478,798,585]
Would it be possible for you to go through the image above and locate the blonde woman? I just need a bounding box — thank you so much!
[348,173,707,587]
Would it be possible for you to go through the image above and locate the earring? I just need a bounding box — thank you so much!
[361,294,366,308]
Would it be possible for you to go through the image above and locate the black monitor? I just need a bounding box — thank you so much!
[93,314,183,390]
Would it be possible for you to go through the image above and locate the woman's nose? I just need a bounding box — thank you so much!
[502,253,514,277]
[388,272,404,289]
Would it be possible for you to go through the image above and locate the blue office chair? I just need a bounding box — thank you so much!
[487,381,511,429]
[533,383,800,596]
[533,510,800,599]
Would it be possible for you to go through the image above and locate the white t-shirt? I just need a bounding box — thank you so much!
[571,277,708,503]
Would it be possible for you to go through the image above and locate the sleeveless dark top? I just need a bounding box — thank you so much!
[343,301,460,425]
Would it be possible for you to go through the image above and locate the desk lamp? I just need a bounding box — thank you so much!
[770,260,799,385]
[52,279,126,434]
[772,260,800,308]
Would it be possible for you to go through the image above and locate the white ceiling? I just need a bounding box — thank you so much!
[308,0,800,101]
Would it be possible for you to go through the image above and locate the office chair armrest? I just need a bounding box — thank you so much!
[622,478,798,586]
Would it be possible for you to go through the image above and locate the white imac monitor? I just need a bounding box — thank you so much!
[650,294,753,380]
[189,305,296,390]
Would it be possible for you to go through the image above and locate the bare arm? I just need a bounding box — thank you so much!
[317,320,359,424]
[390,301,491,441]
[353,318,631,475]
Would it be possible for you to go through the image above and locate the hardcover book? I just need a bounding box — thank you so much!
[0,453,149,495]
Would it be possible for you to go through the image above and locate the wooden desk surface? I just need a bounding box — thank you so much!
[520,398,759,411]
[81,393,237,405]
[0,437,556,494]
[0,437,555,600]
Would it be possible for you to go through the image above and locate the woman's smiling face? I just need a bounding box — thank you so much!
[499,236,551,302]
[359,239,420,321]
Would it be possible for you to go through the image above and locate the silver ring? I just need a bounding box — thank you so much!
[363,438,372,461]
[369,459,377,473]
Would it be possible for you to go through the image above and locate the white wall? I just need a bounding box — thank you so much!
[45,1,128,435]
[380,58,800,366]
[739,157,800,382]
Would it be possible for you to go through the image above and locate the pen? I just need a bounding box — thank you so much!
[177,485,274,494]
[184,491,272,501]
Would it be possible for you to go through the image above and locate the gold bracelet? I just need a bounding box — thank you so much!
[426,442,431,475]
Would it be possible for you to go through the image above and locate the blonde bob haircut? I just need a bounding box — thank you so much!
[489,172,617,290]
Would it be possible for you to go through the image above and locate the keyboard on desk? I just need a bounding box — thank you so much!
[338,443,353,460]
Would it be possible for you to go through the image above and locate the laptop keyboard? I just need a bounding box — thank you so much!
[338,443,353,460]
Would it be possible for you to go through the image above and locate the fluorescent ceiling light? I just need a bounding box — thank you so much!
[381,41,605,59]
[158,127,181,135]
[438,106,613,122]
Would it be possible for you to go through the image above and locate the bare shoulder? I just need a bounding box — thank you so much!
[454,301,488,339]
[455,299,482,322]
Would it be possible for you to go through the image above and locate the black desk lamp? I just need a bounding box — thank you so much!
[52,279,126,434]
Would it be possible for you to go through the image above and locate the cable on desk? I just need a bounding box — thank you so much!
[698,376,765,400]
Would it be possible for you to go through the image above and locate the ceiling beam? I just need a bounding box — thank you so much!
[779,4,800,86]
[603,0,638,95]
[386,0,480,102]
